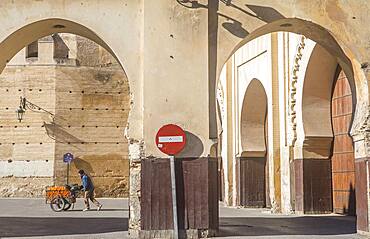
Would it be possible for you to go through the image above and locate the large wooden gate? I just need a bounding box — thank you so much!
[331,69,356,215]
[140,157,219,234]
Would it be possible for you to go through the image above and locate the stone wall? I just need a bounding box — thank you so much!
[54,65,130,197]
[0,35,130,198]
[0,65,56,197]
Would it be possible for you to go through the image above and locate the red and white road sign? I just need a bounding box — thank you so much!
[155,124,186,155]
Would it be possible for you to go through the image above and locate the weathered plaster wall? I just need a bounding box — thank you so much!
[142,0,213,158]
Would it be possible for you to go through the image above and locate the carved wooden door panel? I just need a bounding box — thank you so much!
[331,69,355,215]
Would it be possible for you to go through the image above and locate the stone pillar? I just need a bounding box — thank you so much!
[276,32,294,214]
[353,134,370,234]
[270,32,282,212]
[350,52,370,235]
[128,140,144,238]
[225,59,235,206]
[130,1,219,237]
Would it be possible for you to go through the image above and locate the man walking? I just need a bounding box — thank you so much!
[78,169,102,211]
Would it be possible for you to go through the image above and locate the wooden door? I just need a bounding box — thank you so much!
[331,69,356,215]
[239,157,266,207]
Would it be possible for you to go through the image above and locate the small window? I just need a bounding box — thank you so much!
[26,41,38,58]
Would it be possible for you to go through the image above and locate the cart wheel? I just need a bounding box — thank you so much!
[50,197,65,212]
[63,202,72,211]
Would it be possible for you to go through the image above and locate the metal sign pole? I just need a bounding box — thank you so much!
[63,153,74,185]
[170,155,179,239]
[66,162,70,185]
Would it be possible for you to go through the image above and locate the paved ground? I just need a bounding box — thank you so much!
[0,198,364,238]
[218,204,362,239]
[0,198,128,239]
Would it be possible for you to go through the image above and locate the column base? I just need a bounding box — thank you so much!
[357,230,370,237]
[355,159,369,232]
[136,229,217,239]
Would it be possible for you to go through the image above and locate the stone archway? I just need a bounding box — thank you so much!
[0,33,131,198]
[0,16,138,229]
[0,1,368,237]
[214,9,369,232]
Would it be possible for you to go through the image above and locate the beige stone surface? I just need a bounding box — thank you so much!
[54,65,129,197]
[0,176,53,197]
[0,0,369,234]
[0,35,130,198]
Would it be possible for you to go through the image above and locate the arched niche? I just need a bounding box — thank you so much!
[294,43,340,215]
[302,44,338,139]
[238,79,268,207]
[240,79,267,157]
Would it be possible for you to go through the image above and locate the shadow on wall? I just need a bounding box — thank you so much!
[346,183,356,215]
[245,4,285,23]
[73,157,94,174]
[73,157,99,188]
[71,158,100,194]
[177,131,204,158]
[176,0,286,140]
[220,13,249,39]
[175,1,286,39]
[43,122,83,145]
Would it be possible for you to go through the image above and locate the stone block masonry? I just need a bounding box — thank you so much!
[54,65,130,197]
[0,35,130,198]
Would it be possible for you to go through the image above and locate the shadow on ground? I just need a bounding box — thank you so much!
[0,217,128,237]
[218,216,356,237]
[0,214,357,238]
[67,209,128,212]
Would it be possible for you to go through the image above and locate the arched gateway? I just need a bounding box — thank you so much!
[0,1,369,238]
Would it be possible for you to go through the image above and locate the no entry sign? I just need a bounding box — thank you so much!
[155,124,186,239]
[155,124,186,155]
